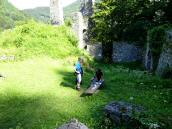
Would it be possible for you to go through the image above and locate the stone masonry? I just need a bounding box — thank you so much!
[72,12,84,49]
[87,43,103,60]
[112,42,143,63]
[58,119,89,129]
[156,30,172,77]
[50,0,64,25]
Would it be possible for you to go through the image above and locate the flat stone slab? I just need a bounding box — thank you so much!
[104,101,144,125]
[58,119,89,129]
[84,80,103,95]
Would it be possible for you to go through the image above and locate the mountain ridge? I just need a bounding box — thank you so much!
[23,0,97,23]
[0,0,29,30]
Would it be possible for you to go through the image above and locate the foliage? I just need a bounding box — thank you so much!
[23,7,50,23]
[64,18,73,27]
[89,0,172,63]
[161,65,172,79]
[98,117,115,129]
[91,0,172,46]
[0,0,29,30]
[148,24,172,69]
[0,21,79,60]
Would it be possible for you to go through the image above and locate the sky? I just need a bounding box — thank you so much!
[8,0,77,10]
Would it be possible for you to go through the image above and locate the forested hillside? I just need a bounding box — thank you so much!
[23,0,80,23]
[23,0,100,23]
[0,0,29,31]
[64,0,80,17]
[24,7,50,23]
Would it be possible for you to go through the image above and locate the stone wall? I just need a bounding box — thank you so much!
[50,0,64,25]
[112,42,143,63]
[71,0,95,49]
[144,40,153,71]
[72,12,84,49]
[71,1,144,63]
[87,43,103,60]
[156,31,172,77]
[58,119,89,129]
[80,0,95,17]
[80,0,95,45]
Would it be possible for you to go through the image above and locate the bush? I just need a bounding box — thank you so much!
[0,20,79,60]
[65,18,73,27]
[161,65,172,79]
[148,24,172,69]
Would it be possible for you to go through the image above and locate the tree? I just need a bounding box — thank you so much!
[90,0,172,61]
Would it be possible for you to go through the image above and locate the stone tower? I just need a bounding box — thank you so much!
[72,12,84,49]
[80,0,95,45]
[50,0,64,25]
[80,0,95,17]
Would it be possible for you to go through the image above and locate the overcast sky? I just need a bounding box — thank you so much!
[8,0,77,10]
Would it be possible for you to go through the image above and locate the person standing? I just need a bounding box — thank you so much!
[75,58,83,90]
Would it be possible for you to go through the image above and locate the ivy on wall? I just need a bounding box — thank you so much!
[148,24,172,69]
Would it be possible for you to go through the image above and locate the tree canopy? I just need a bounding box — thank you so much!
[91,0,172,46]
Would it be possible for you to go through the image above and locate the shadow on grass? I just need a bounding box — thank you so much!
[54,69,94,91]
[0,93,70,129]
[55,70,76,89]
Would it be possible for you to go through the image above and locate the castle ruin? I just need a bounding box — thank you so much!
[71,0,103,59]
[80,0,95,17]
[50,0,64,25]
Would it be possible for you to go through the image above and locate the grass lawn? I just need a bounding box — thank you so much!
[0,57,171,129]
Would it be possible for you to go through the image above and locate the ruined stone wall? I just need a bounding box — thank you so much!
[112,42,143,63]
[80,0,95,17]
[87,43,103,60]
[72,12,84,49]
[50,0,64,25]
[80,0,95,45]
[71,0,95,50]
[156,31,172,77]
[144,39,153,71]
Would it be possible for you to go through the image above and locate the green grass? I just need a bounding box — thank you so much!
[0,57,171,129]
[0,21,171,129]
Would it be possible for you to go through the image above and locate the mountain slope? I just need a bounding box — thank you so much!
[0,0,28,31]
[24,7,50,23]
[64,0,80,17]
[23,0,100,23]
[23,0,80,23]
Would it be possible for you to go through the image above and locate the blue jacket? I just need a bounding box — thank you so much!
[75,62,83,75]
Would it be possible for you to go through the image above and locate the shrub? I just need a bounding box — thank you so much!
[0,20,79,60]
[65,18,73,27]
[161,65,172,79]
[148,24,172,69]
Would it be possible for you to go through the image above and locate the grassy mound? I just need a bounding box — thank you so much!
[0,21,80,60]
